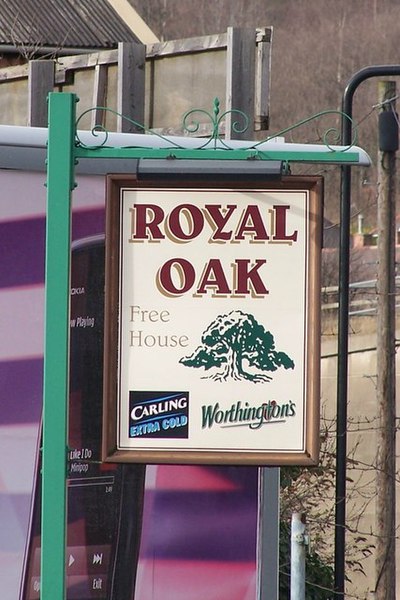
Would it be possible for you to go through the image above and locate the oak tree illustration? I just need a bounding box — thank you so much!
[180,310,295,383]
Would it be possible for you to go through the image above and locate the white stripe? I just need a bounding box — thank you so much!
[0,171,46,221]
[0,171,105,223]
[0,424,39,493]
[0,124,371,165]
[0,286,44,360]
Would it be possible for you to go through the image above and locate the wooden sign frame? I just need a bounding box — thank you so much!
[102,175,322,465]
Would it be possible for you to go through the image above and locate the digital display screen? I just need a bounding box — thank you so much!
[25,462,124,600]
[20,237,145,600]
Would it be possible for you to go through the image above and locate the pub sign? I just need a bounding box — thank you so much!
[103,176,322,465]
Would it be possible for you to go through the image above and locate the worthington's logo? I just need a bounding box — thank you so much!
[202,400,296,430]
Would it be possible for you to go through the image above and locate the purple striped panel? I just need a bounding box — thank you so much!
[0,217,45,288]
[0,209,104,289]
[0,358,43,424]
[142,485,257,560]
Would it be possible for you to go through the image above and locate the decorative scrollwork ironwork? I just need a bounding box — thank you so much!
[250,109,357,152]
[182,98,249,149]
[75,106,184,150]
[75,101,357,155]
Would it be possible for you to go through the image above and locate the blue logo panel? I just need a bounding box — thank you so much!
[129,391,189,439]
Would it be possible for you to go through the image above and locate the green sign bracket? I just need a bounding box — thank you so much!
[75,144,363,164]
[42,91,370,599]
[42,92,76,600]
[73,99,370,166]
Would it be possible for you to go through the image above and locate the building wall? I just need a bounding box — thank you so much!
[321,316,400,597]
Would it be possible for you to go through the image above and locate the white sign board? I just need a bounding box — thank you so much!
[103,176,322,465]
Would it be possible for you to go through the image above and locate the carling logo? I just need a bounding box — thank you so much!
[129,391,189,439]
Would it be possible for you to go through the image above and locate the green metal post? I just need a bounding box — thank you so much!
[42,92,76,600]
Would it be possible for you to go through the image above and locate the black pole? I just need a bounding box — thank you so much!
[335,65,400,598]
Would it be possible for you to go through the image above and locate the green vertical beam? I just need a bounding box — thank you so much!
[42,92,76,600]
